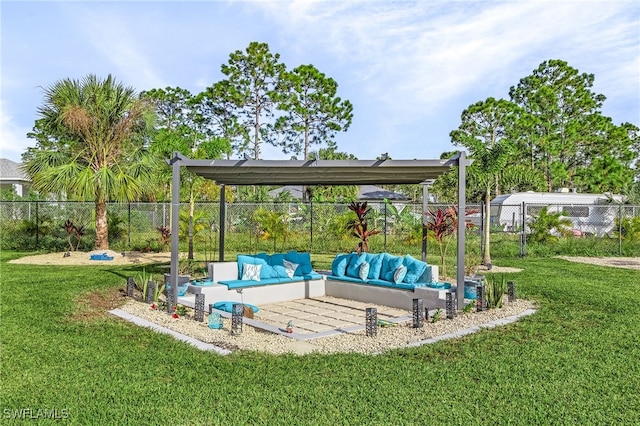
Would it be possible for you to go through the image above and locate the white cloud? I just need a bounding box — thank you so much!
[0,102,32,162]
[252,0,639,160]
[68,4,168,91]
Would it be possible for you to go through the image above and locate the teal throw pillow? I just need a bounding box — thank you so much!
[381,253,403,281]
[331,254,350,277]
[365,253,384,279]
[402,254,428,283]
[346,252,367,278]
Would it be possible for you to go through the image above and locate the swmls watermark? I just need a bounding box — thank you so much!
[3,408,70,420]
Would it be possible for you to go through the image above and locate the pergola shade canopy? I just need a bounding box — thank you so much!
[168,152,471,310]
[179,157,458,186]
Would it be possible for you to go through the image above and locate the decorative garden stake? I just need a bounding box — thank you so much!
[446,292,455,319]
[425,307,430,323]
[507,281,516,302]
[365,307,377,337]
[126,277,135,297]
[476,283,485,312]
[412,298,424,328]
[145,281,156,304]
[231,303,243,334]
[194,294,205,322]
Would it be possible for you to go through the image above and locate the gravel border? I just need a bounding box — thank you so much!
[111,298,536,355]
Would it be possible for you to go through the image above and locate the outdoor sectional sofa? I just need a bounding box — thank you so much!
[183,251,326,307]
[323,252,449,310]
[180,251,451,311]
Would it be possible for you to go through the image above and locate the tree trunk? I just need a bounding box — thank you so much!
[95,200,109,250]
[482,191,492,267]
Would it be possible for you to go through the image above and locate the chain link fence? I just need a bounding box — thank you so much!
[1,200,639,257]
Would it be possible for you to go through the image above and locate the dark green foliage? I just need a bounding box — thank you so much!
[615,216,640,241]
[253,207,288,252]
[527,206,573,243]
[107,210,127,245]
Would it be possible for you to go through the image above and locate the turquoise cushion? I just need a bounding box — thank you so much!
[237,254,275,280]
[295,252,313,275]
[299,272,323,281]
[331,254,350,277]
[402,254,428,284]
[284,251,313,276]
[327,275,367,284]
[381,253,403,281]
[368,279,416,290]
[365,253,384,280]
[346,252,367,278]
[257,252,290,279]
[269,253,285,267]
[212,301,259,313]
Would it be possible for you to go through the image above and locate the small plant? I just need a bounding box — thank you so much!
[176,305,187,317]
[485,275,507,309]
[431,307,443,323]
[156,226,171,250]
[178,256,198,276]
[61,219,85,251]
[136,269,165,303]
[377,319,397,328]
[424,206,475,279]
[286,320,294,333]
[347,201,380,253]
[136,268,152,293]
[462,302,475,314]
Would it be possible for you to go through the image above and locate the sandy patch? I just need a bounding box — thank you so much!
[557,256,640,270]
[476,264,524,273]
[9,250,171,266]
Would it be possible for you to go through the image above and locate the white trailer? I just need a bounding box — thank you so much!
[490,191,624,237]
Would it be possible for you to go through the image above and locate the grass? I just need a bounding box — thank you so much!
[1,251,639,425]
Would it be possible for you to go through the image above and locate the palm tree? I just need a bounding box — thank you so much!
[24,74,156,250]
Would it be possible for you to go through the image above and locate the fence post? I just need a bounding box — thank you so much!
[35,201,39,250]
[383,202,387,252]
[128,202,132,248]
[618,204,623,256]
[520,202,527,257]
[309,200,313,253]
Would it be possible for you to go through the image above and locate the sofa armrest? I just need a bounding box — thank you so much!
[207,262,239,282]
[430,265,439,283]
[418,264,439,283]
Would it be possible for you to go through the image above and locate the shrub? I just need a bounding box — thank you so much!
[485,274,507,309]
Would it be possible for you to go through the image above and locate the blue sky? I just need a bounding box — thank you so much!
[1,0,639,163]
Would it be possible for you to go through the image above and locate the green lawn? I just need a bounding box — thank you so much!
[1,251,639,425]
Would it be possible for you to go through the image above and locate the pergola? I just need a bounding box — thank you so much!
[168,152,472,309]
